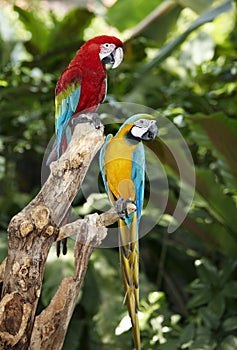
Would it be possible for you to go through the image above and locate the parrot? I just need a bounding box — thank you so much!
[99,114,158,350]
[54,35,124,157]
[47,35,123,256]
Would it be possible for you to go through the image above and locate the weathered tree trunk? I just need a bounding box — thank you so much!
[0,117,122,350]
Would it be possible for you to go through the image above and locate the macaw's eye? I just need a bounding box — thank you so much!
[100,43,114,54]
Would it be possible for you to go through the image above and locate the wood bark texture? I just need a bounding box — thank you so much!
[0,117,123,350]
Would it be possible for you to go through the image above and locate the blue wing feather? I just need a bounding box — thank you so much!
[99,134,112,194]
[56,85,81,157]
[131,143,145,223]
[123,143,145,228]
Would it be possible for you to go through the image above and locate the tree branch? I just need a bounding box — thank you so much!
[0,258,6,283]
[30,206,136,350]
[57,204,136,241]
[0,116,105,349]
[0,114,137,350]
[30,213,106,350]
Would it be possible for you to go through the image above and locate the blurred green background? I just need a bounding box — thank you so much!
[0,0,237,349]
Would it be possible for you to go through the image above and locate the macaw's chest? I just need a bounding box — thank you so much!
[76,70,107,113]
[103,138,138,201]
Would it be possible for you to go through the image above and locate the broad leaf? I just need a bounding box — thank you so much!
[14,5,51,54]
[106,0,162,31]
[195,168,237,233]
[220,335,237,350]
[187,112,237,188]
[139,0,233,74]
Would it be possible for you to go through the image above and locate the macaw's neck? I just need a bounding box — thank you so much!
[125,131,141,145]
[116,124,141,146]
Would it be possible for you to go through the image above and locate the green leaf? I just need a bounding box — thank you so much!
[127,1,182,43]
[195,168,237,234]
[188,286,212,308]
[90,250,126,345]
[184,217,237,257]
[159,338,185,350]
[50,8,94,48]
[106,0,161,31]
[191,326,216,350]
[196,258,219,285]
[223,317,237,332]
[80,261,100,316]
[179,322,195,347]
[180,0,215,14]
[208,294,226,324]
[220,335,237,350]
[219,260,237,285]
[139,0,233,74]
[63,317,83,350]
[14,5,51,54]
[222,281,237,298]
[187,112,237,188]
[198,302,223,330]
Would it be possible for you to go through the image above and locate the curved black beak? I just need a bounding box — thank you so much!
[142,120,158,141]
[101,52,114,65]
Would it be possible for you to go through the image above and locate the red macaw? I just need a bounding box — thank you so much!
[55,35,123,157]
[100,114,158,350]
[48,35,123,255]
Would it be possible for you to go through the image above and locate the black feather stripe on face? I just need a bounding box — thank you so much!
[125,130,142,145]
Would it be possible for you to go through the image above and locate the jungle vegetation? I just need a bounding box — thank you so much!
[0,0,237,349]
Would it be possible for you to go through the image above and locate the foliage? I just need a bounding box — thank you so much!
[0,0,237,349]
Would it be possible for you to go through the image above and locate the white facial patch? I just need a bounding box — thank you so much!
[99,43,116,60]
[131,125,147,138]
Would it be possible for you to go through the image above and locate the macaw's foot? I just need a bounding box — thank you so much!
[72,113,101,129]
[91,113,101,129]
[115,197,134,219]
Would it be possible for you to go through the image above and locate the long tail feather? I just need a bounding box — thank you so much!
[119,214,140,350]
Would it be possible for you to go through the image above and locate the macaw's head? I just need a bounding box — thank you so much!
[127,118,158,143]
[79,35,124,69]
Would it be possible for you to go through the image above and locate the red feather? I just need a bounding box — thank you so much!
[56,35,123,115]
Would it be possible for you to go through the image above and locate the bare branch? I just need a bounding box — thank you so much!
[0,258,6,282]
[57,203,136,241]
[126,0,177,40]
[0,114,137,350]
[29,204,136,349]
[0,116,104,350]
[30,213,106,350]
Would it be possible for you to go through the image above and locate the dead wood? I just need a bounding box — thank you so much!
[0,117,111,350]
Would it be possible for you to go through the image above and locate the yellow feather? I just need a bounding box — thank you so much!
[119,215,140,350]
[55,81,81,119]
[103,134,137,201]
[102,125,141,349]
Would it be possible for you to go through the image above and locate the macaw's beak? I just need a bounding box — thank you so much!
[101,47,124,69]
[142,120,158,141]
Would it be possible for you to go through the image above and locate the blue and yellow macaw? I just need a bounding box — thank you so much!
[100,114,158,350]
